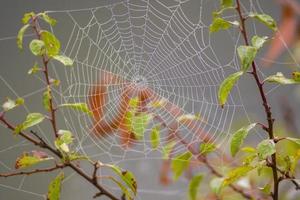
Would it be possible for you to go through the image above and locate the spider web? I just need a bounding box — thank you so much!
[0,0,297,199]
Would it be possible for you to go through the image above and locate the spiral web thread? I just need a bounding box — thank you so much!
[0,0,298,199]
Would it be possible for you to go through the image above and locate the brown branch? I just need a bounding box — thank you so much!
[0,115,120,200]
[0,164,65,177]
[235,0,279,199]
[31,16,58,138]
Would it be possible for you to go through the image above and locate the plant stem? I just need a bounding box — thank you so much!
[235,0,279,199]
[0,115,119,200]
[31,16,58,138]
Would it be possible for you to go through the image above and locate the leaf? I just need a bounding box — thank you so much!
[162,141,176,159]
[251,35,268,49]
[109,177,133,200]
[237,45,257,71]
[29,39,45,56]
[188,174,203,200]
[262,5,296,67]
[28,63,40,75]
[53,55,74,66]
[15,152,52,169]
[109,165,137,195]
[131,113,152,139]
[150,99,167,108]
[55,130,74,153]
[223,166,254,187]
[15,113,45,133]
[286,137,300,146]
[171,151,192,180]
[230,123,257,157]
[2,97,24,112]
[292,71,300,81]
[40,30,60,57]
[259,183,271,194]
[210,177,224,195]
[43,87,51,111]
[67,152,88,162]
[150,126,160,149]
[221,0,233,8]
[59,103,92,115]
[218,71,243,107]
[17,24,30,50]
[199,142,216,155]
[241,146,256,153]
[47,172,64,200]
[210,17,231,33]
[177,114,201,122]
[264,72,298,84]
[40,13,57,26]
[22,12,35,24]
[249,12,277,31]
[257,139,276,160]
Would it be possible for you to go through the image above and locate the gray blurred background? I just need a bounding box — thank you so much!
[1,0,299,200]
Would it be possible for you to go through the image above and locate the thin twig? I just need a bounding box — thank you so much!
[0,164,65,177]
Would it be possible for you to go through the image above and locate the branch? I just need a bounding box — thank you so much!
[235,0,279,199]
[0,164,65,177]
[0,115,120,200]
[31,16,58,138]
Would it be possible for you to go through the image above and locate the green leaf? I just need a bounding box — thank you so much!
[108,165,137,195]
[15,113,45,133]
[15,152,52,169]
[177,114,201,122]
[53,55,74,66]
[259,183,271,194]
[221,0,233,8]
[2,97,24,112]
[264,72,299,84]
[59,103,92,115]
[171,151,192,180]
[22,12,35,24]
[29,39,45,56]
[249,12,277,31]
[17,24,30,50]
[188,174,203,200]
[43,87,51,111]
[210,177,224,195]
[218,71,243,107]
[286,137,300,146]
[28,63,40,75]
[292,71,300,81]
[257,139,276,160]
[210,17,231,33]
[162,141,176,159]
[131,113,152,139]
[109,177,133,200]
[223,166,254,187]
[230,123,257,157]
[251,35,268,49]
[150,126,160,149]
[237,45,257,71]
[55,130,74,153]
[47,172,64,200]
[40,30,60,57]
[67,152,88,162]
[40,13,57,26]
[199,142,216,155]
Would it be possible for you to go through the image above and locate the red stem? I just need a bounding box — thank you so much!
[235,1,279,199]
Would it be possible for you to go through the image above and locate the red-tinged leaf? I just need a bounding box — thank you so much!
[262,4,297,67]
